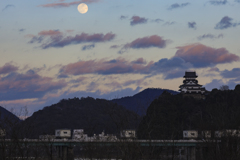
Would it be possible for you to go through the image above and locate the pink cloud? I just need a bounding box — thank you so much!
[174,43,240,67]
[122,35,167,51]
[39,0,100,8]
[38,30,62,36]
[59,58,154,76]
[59,56,194,79]
[0,63,18,75]
[131,58,147,64]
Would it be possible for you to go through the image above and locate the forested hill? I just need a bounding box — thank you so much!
[111,88,179,115]
[21,97,140,138]
[0,106,20,122]
[137,84,240,140]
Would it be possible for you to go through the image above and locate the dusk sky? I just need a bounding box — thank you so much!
[1,0,240,114]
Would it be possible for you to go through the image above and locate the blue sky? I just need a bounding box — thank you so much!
[1,0,240,114]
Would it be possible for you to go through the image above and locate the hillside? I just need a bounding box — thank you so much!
[0,106,20,123]
[21,97,140,138]
[111,88,179,115]
[137,84,240,140]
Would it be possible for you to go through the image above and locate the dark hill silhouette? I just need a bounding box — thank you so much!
[0,106,20,138]
[0,106,20,122]
[137,84,240,140]
[111,88,179,115]
[21,97,140,138]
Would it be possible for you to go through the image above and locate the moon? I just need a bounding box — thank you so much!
[77,3,88,14]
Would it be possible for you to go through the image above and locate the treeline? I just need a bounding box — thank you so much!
[137,84,240,140]
[19,97,140,138]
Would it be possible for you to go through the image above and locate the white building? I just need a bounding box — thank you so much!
[120,130,136,138]
[55,129,71,139]
[72,129,117,141]
[92,131,117,141]
[72,129,88,141]
[183,130,198,139]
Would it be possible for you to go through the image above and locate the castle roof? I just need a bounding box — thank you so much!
[179,84,202,88]
[184,71,198,78]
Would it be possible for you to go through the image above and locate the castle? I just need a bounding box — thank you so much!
[179,71,207,99]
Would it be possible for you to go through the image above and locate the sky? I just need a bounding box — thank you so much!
[0,0,240,115]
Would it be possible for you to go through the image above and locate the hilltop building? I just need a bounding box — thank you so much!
[179,71,207,99]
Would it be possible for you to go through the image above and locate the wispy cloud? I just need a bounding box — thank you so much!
[208,67,220,72]
[188,22,196,29]
[131,58,147,64]
[82,44,95,50]
[163,21,175,26]
[110,45,121,49]
[130,16,148,26]
[39,0,100,8]
[38,30,62,36]
[122,16,166,26]
[197,34,223,40]
[29,30,115,49]
[58,58,154,76]
[19,29,26,32]
[209,0,228,5]
[215,16,240,29]
[168,3,190,10]
[120,15,128,20]
[2,5,15,11]
[151,19,163,23]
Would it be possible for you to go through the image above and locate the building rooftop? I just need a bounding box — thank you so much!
[183,71,198,78]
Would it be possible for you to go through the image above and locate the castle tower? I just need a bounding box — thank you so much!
[179,71,206,99]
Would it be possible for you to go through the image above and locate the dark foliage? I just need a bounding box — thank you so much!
[137,84,240,139]
[21,97,140,138]
[111,88,179,115]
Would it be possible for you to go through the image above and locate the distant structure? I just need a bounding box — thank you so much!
[55,129,71,139]
[179,71,206,99]
[72,129,88,140]
[183,130,198,139]
[120,130,136,139]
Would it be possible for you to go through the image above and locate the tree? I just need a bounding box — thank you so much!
[219,85,229,91]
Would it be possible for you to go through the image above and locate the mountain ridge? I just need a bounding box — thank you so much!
[111,88,179,115]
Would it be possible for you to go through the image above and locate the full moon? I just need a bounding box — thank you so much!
[77,3,88,14]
